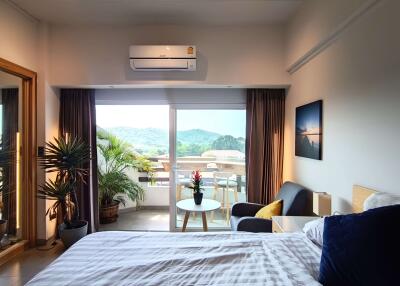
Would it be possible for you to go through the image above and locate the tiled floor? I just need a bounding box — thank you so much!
[99,209,231,231]
[0,242,64,286]
[99,209,170,231]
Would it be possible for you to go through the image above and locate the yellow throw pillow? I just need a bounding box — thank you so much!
[255,200,283,219]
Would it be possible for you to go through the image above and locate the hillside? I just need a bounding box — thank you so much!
[104,127,223,155]
[177,129,220,144]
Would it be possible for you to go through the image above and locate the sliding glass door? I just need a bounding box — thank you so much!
[95,103,246,232]
[170,107,247,231]
[96,105,170,231]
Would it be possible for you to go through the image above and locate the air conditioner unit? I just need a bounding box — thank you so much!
[129,45,196,71]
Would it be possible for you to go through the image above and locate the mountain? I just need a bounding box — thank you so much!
[177,129,220,144]
[104,127,222,154]
[106,127,168,149]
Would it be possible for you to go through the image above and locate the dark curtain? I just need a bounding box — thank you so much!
[246,89,285,205]
[1,88,19,235]
[59,89,99,233]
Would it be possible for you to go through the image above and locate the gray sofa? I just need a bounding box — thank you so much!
[230,181,313,232]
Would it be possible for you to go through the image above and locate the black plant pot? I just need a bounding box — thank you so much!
[193,192,203,205]
[58,220,88,248]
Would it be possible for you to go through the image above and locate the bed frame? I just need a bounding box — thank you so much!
[352,185,377,213]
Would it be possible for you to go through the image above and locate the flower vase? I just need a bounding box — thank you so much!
[193,192,203,205]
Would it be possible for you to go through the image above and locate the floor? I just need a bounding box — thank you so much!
[98,209,231,231]
[0,242,64,286]
[99,209,170,231]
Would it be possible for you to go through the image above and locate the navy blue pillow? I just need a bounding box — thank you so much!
[319,204,400,286]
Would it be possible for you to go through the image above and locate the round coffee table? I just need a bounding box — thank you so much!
[176,199,221,232]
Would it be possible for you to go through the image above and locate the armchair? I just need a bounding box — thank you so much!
[230,181,313,232]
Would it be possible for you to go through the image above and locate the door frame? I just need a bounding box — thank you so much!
[0,58,37,265]
[168,104,246,232]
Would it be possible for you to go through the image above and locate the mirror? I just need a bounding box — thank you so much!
[0,69,22,244]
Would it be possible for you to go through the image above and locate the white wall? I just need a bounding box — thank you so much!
[285,0,366,67]
[122,171,169,210]
[284,0,400,213]
[48,24,289,87]
[0,1,38,70]
[37,23,61,240]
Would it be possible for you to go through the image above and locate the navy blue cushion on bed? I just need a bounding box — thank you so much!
[319,204,400,286]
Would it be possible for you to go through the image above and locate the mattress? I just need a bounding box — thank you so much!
[27,231,321,286]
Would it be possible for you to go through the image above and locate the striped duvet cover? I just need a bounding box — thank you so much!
[27,231,321,286]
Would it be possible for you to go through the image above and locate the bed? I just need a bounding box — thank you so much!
[26,186,376,286]
[27,231,321,286]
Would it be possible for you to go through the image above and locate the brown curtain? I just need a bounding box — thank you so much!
[59,89,99,233]
[1,88,19,235]
[246,89,285,205]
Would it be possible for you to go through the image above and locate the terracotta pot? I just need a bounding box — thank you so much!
[100,201,120,224]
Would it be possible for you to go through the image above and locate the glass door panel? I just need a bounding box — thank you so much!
[174,109,246,230]
[96,105,170,231]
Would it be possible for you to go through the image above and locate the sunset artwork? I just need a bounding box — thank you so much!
[295,100,323,160]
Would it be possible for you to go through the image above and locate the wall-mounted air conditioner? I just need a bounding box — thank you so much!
[129,45,196,71]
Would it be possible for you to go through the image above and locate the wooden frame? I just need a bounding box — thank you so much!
[352,185,377,213]
[0,57,37,247]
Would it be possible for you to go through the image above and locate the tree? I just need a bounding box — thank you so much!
[211,135,243,151]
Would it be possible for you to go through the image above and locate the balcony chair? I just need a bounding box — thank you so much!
[176,170,194,201]
[212,172,239,223]
[230,181,313,232]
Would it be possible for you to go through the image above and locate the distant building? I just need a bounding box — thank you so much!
[201,150,245,160]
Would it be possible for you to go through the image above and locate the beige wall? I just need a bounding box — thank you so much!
[48,24,289,87]
[0,1,60,240]
[37,23,61,240]
[285,0,366,67]
[284,0,400,213]
[0,1,38,70]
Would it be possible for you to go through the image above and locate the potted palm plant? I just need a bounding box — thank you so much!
[97,130,152,224]
[38,136,91,248]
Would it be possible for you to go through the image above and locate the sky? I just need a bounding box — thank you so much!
[296,101,321,133]
[96,105,246,137]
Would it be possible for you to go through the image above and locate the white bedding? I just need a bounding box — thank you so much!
[27,231,321,286]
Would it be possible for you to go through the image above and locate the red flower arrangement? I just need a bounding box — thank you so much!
[189,170,203,193]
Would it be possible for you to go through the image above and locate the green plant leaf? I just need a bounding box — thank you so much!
[97,130,149,207]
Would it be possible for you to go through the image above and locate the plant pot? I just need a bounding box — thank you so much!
[0,220,7,238]
[100,201,120,224]
[58,220,88,248]
[193,192,203,205]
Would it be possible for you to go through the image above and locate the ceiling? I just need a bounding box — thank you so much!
[11,0,302,26]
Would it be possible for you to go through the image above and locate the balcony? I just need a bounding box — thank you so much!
[99,154,246,232]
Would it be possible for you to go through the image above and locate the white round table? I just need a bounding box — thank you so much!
[176,199,221,232]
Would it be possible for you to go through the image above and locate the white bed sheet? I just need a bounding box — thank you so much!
[27,231,321,286]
